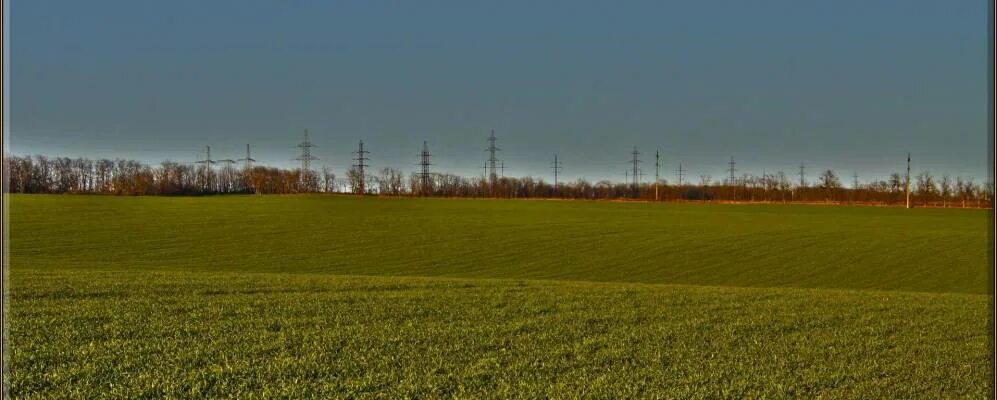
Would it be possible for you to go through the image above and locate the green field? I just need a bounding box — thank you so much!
[6,195,993,398]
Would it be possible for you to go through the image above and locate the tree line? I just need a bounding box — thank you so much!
[4,154,993,208]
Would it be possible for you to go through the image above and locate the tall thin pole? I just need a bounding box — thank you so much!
[906,153,911,209]
[676,163,685,187]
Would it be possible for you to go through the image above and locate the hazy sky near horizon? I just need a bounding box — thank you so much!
[7,1,991,183]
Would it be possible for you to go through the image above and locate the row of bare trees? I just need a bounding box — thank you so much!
[4,154,321,195]
[4,154,993,207]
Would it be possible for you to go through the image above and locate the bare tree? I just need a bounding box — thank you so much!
[347,167,365,195]
[321,166,336,193]
[915,171,936,206]
[378,167,405,196]
[817,169,841,202]
[939,175,952,207]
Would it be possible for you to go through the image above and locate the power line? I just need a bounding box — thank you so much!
[353,140,370,194]
[216,147,236,166]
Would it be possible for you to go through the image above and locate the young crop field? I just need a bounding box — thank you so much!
[5,195,993,398]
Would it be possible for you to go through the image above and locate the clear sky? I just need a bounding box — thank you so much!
[6,0,992,184]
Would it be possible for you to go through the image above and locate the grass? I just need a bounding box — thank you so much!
[6,195,994,398]
[8,195,991,293]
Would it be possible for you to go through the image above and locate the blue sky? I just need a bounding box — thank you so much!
[6,0,991,183]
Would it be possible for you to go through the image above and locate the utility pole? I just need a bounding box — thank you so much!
[237,144,256,171]
[485,130,501,183]
[630,147,641,198]
[418,141,432,196]
[905,153,911,209]
[727,156,737,201]
[550,154,563,195]
[353,140,369,195]
[676,163,686,187]
[500,161,505,178]
[852,172,860,189]
[654,149,660,201]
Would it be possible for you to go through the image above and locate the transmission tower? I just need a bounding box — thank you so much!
[727,156,738,201]
[485,130,501,183]
[353,140,370,194]
[237,144,256,170]
[418,141,433,195]
[654,149,660,201]
[630,147,642,197]
[550,153,563,194]
[676,163,686,187]
[798,162,806,187]
[500,161,505,178]
[195,145,216,166]
[852,172,860,189]
[295,129,319,173]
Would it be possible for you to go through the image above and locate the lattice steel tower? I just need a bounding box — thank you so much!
[238,144,256,170]
[550,153,563,194]
[485,130,501,182]
[418,141,433,195]
[353,140,370,194]
[295,130,319,172]
[728,156,738,201]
